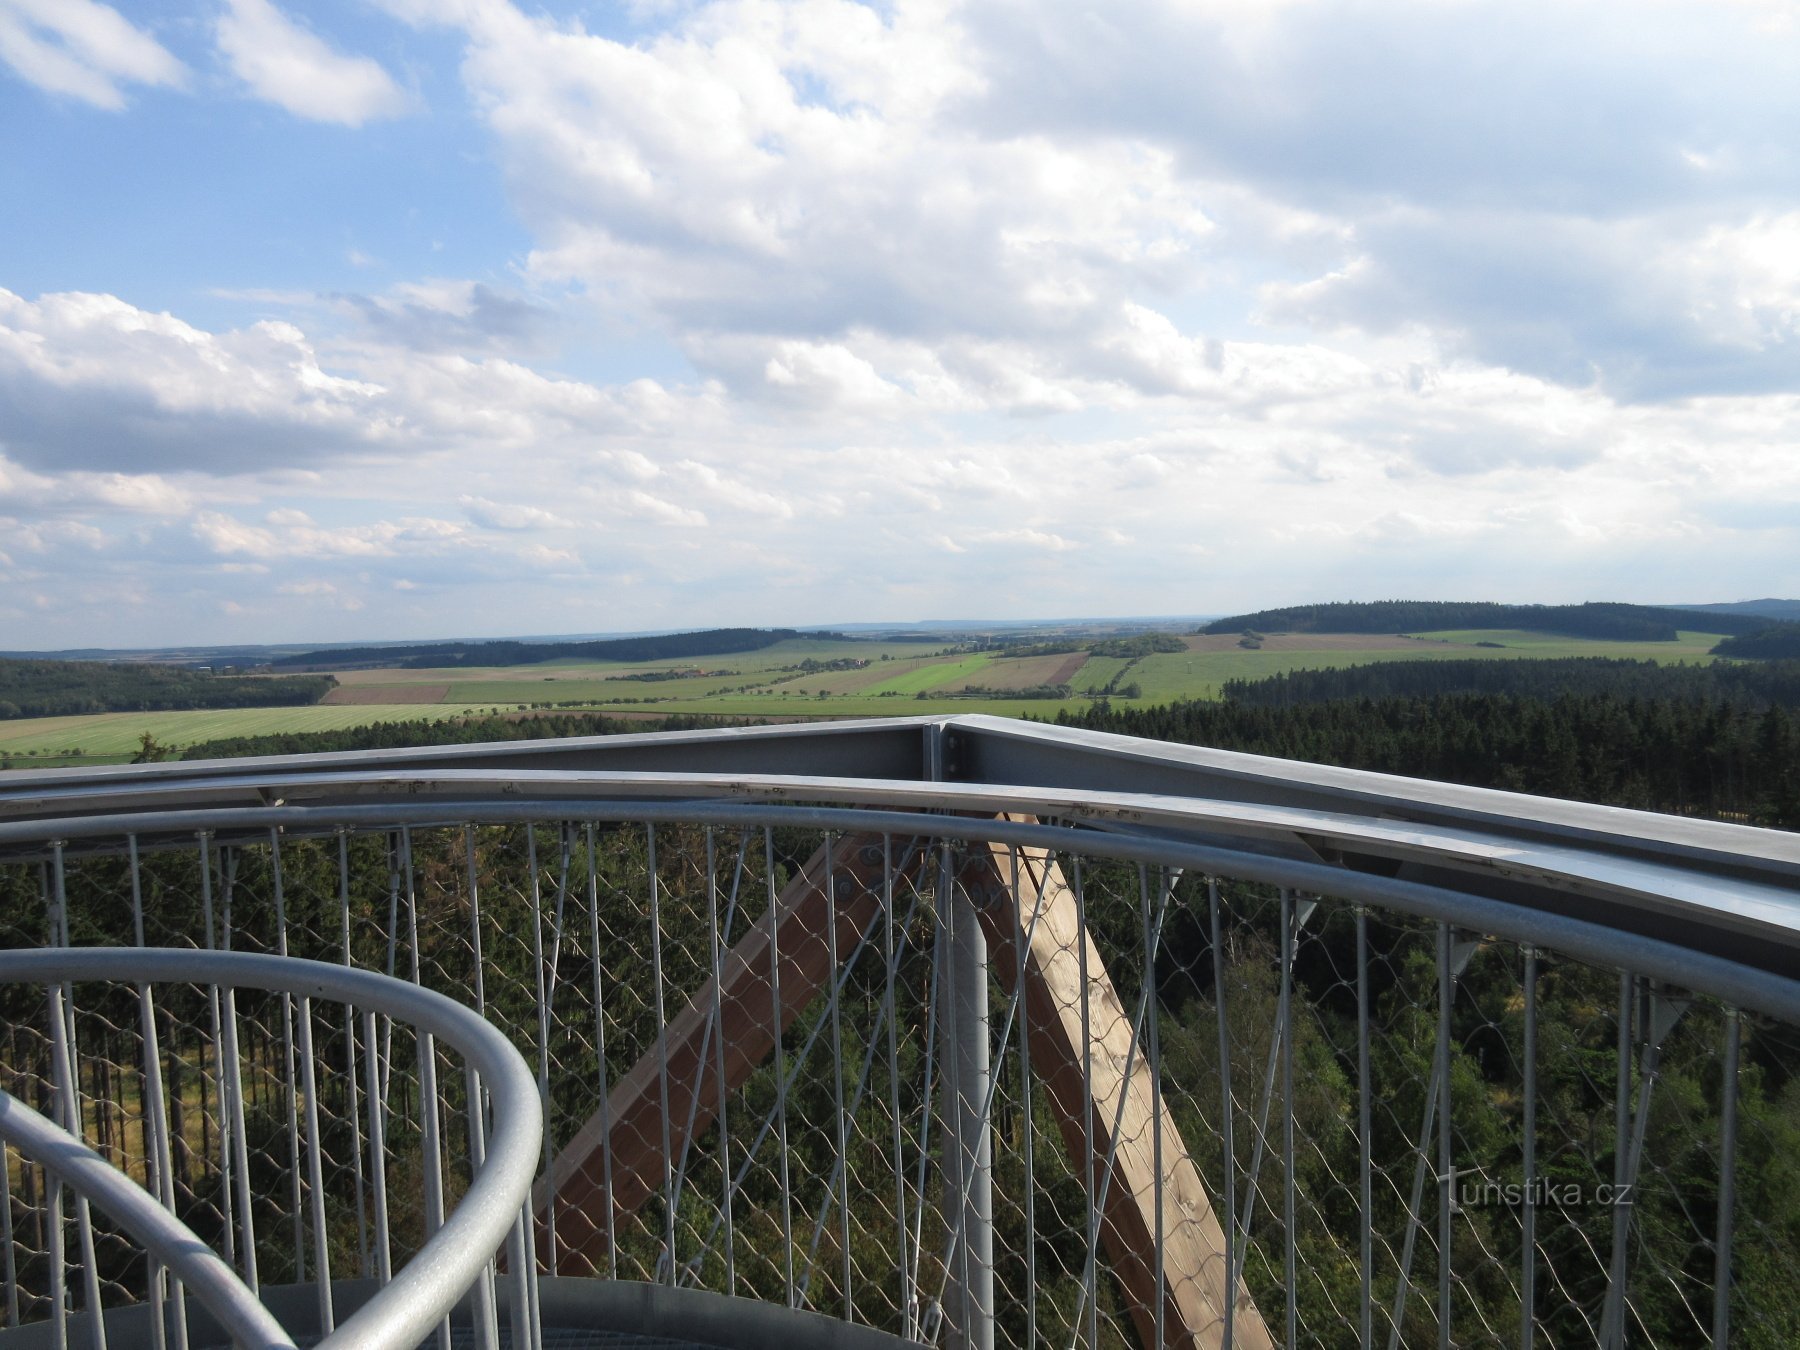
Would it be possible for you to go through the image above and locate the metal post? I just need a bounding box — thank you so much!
[1712,1008,1739,1347]
[941,854,994,1350]
[1521,948,1538,1350]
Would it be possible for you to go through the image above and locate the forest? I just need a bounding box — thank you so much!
[1061,658,1800,828]
[1711,623,1800,660]
[0,657,335,720]
[271,628,811,670]
[1201,600,1769,642]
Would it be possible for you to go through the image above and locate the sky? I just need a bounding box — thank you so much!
[2,0,1799,648]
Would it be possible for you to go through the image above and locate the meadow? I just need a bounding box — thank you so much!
[0,627,1728,768]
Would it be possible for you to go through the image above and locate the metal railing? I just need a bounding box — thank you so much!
[0,947,541,1350]
[1,714,1796,1349]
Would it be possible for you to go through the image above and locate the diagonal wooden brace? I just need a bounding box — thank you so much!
[968,819,1274,1350]
[535,832,917,1273]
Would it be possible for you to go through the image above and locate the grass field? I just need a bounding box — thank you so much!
[0,703,511,766]
[0,628,1732,768]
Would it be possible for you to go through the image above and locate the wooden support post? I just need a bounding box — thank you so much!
[969,820,1274,1350]
[536,832,914,1273]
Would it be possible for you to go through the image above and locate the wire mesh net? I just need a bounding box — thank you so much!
[2,812,1796,1348]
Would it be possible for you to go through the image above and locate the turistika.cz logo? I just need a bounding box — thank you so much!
[1445,1166,1634,1213]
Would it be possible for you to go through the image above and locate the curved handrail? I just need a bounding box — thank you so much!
[0,948,543,1350]
[0,1087,291,1350]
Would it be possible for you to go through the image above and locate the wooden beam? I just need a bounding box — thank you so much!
[536,832,912,1273]
[969,820,1274,1350]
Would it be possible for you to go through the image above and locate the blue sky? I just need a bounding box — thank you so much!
[3,0,1799,646]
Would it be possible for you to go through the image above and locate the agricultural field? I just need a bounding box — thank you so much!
[0,703,511,767]
[0,627,1732,768]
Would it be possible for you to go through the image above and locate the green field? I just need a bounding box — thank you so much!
[0,703,512,767]
[0,628,1734,768]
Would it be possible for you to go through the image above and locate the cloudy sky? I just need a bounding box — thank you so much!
[3,0,1799,647]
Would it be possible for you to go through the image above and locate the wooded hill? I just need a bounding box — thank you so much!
[1711,622,1800,660]
[1201,600,1766,642]
[271,627,812,670]
[0,658,334,720]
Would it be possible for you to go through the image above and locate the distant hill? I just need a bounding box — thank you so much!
[1200,600,1766,642]
[0,658,334,720]
[1674,599,1800,623]
[272,627,812,671]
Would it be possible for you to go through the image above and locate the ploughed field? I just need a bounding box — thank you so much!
[0,628,1726,767]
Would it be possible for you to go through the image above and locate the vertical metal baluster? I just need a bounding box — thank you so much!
[217,850,258,1296]
[296,997,333,1335]
[270,830,306,1280]
[1280,889,1296,1350]
[1077,857,1098,1350]
[338,830,370,1279]
[380,838,401,1124]
[503,1205,533,1350]
[1712,1008,1739,1347]
[883,835,912,1339]
[1436,923,1453,1350]
[399,829,450,1350]
[911,864,944,1333]
[1210,879,1235,1350]
[0,1137,15,1330]
[526,828,557,1275]
[40,856,70,1350]
[464,1065,500,1350]
[824,835,853,1317]
[584,824,617,1279]
[1521,947,1538,1350]
[647,824,676,1283]
[464,1061,498,1350]
[464,818,496,1333]
[195,834,235,1273]
[707,828,736,1294]
[1016,848,1037,1350]
[364,1008,392,1283]
[765,827,795,1305]
[465,825,489,1019]
[49,1148,66,1350]
[1140,866,1165,1350]
[49,846,106,1350]
[130,835,187,1350]
[1357,905,1373,1350]
[1602,971,1635,1349]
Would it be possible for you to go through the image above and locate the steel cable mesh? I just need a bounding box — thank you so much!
[1,813,1796,1350]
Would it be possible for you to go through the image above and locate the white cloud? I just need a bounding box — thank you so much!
[216,0,409,126]
[460,495,573,530]
[0,0,184,109]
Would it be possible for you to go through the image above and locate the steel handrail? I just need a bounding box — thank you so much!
[0,948,543,1350]
[0,1086,291,1350]
[1,796,1795,1025]
[2,768,1796,983]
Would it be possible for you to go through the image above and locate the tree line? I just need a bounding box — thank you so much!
[0,658,335,720]
[271,627,813,670]
[1201,600,1770,642]
[1057,659,1800,828]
